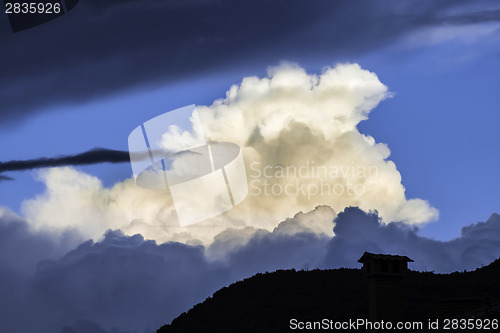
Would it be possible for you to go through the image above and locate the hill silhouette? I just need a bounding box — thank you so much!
[158,257,500,332]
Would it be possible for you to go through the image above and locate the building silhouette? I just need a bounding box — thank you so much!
[358,252,413,322]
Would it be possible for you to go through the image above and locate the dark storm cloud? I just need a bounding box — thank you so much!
[0,147,188,180]
[0,210,83,333]
[441,8,500,25]
[0,210,79,276]
[322,207,500,272]
[2,0,496,125]
[26,232,224,333]
[0,218,234,333]
[0,148,130,180]
[1,206,500,332]
[214,207,500,274]
[61,320,113,333]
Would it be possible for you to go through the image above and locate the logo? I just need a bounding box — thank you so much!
[5,0,79,33]
[128,105,248,227]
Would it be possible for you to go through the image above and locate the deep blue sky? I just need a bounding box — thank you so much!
[2,2,500,332]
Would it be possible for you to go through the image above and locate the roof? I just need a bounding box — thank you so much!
[435,298,483,303]
[357,251,414,263]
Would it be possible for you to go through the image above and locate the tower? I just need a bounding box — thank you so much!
[358,252,413,322]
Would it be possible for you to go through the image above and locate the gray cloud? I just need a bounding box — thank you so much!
[322,207,500,272]
[0,210,81,276]
[61,320,114,333]
[0,217,231,333]
[1,206,500,332]
[0,175,14,182]
[3,0,497,125]
[26,232,226,333]
[0,148,132,182]
[0,148,130,172]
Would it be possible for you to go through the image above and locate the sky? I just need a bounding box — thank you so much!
[0,1,500,332]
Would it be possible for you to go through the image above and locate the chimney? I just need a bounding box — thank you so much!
[358,252,413,322]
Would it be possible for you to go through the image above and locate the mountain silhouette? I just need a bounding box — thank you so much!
[158,256,500,332]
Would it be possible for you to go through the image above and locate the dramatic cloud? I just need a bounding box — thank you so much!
[0,208,84,333]
[0,175,14,182]
[195,62,437,225]
[0,213,228,333]
[20,63,437,245]
[322,207,500,272]
[213,207,500,274]
[0,148,131,181]
[1,206,499,333]
[2,0,498,124]
[21,167,178,243]
[0,208,81,275]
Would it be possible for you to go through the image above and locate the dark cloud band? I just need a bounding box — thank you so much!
[0,148,130,179]
[0,175,14,181]
[3,0,496,125]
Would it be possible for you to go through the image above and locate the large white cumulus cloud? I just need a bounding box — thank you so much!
[195,62,437,226]
[21,63,437,244]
